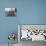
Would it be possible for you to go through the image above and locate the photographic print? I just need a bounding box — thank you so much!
[5,8,17,16]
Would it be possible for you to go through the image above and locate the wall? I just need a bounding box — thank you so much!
[0,0,46,44]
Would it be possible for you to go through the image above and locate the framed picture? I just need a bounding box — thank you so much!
[5,8,17,16]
